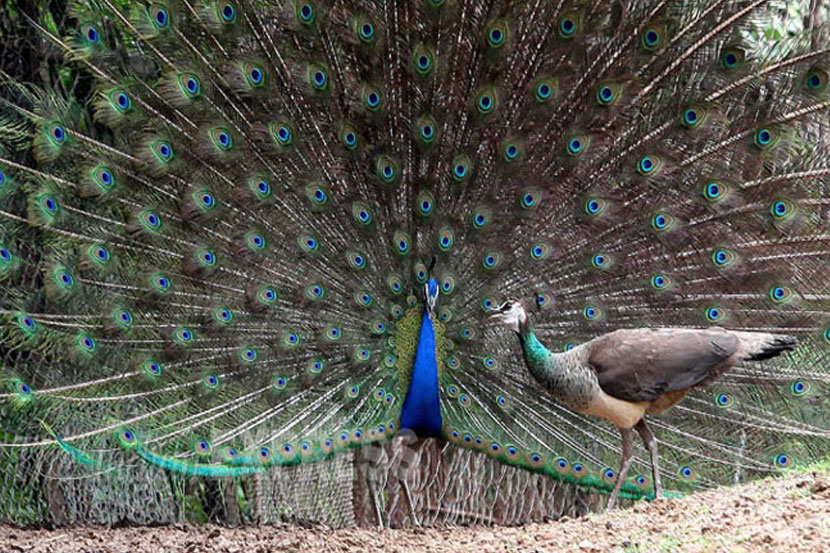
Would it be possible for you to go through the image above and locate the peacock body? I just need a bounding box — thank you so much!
[1,0,829,524]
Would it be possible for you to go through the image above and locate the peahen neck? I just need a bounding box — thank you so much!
[399,281,443,437]
[517,318,565,389]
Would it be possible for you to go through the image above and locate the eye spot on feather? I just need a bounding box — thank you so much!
[530,242,551,260]
[769,198,796,221]
[214,307,233,325]
[584,197,607,217]
[259,287,278,305]
[805,67,828,92]
[151,273,172,293]
[711,248,736,268]
[219,2,236,23]
[141,359,163,378]
[204,374,220,389]
[49,123,66,145]
[476,89,497,114]
[308,66,328,90]
[119,429,137,446]
[582,306,602,320]
[16,313,38,335]
[597,85,617,105]
[769,285,793,304]
[482,252,502,270]
[258,447,271,463]
[296,3,314,25]
[150,5,170,29]
[705,306,725,323]
[591,253,611,270]
[703,181,729,202]
[650,273,672,290]
[790,380,810,397]
[753,128,779,150]
[774,453,794,469]
[481,357,498,370]
[650,212,674,232]
[54,268,75,291]
[195,440,211,455]
[637,155,661,175]
[83,24,100,43]
[720,47,745,70]
[566,136,587,156]
[363,88,382,111]
[276,125,292,145]
[77,334,96,354]
[642,28,661,49]
[715,392,733,408]
[557,13,581,38]
[681,106,706,128]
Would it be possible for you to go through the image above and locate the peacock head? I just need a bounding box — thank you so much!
[425,278,439,314]
[489,299,529,334]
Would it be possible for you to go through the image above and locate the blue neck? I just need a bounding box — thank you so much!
[400,307,443,437]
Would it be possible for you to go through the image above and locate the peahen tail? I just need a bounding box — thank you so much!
[0,0,829,523]
[733,332,799,361]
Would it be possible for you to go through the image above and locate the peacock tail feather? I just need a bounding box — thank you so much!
[1,0,829,521]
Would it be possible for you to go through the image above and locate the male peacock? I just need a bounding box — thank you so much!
[1,0,829,523]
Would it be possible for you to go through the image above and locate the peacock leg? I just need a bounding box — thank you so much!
[635,418,662,501]
[367,478,384,528]
[402,478,421,527]
[606,427,634,511]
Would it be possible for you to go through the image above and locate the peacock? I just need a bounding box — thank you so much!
[1,0,830,525]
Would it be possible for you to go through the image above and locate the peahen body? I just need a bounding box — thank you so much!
[1,0,829,522]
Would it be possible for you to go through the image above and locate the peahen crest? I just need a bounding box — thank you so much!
[0,0,829,525]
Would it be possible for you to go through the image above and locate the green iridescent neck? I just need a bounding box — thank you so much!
[518,319,558,384]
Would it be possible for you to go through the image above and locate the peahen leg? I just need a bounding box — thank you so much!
[635,418,663,501]
[606,427,634,512]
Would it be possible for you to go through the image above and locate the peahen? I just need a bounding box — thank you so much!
[489,299,799,509]
[1,0,829,522]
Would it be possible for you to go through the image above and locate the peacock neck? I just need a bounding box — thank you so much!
[399,304,443,437]
[518,320,565,389]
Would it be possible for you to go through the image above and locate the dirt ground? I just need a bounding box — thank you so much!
[2,466,829,553]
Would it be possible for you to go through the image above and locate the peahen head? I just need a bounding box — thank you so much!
[489,299,529,334]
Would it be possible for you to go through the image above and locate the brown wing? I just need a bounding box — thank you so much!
[587,328,739,402]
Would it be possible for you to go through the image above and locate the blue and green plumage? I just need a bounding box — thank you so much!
[0,0,829,526]
[400,279,443,437]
